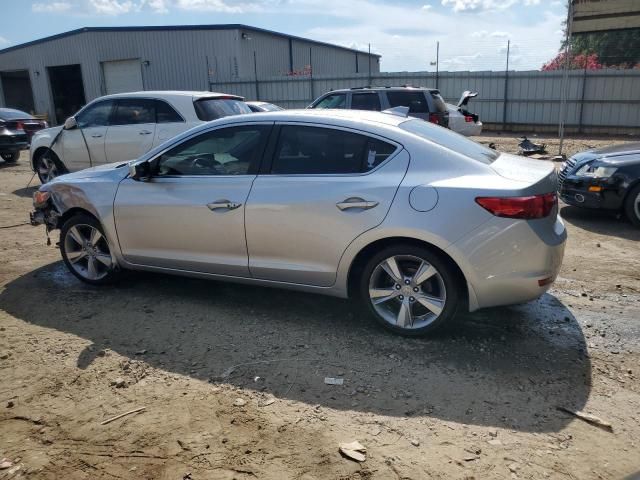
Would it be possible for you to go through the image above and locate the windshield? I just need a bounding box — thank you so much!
[400,119,498,164]
[194,98,251,121]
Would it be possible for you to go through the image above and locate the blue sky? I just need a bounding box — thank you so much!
[0,0,567,72]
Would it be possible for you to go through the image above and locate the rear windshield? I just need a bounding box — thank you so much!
[429,91,448,113]
[400,119,498,164]
[0,108,33,120]
[194,98,251,121]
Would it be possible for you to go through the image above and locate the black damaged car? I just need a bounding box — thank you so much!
[0,108,47,163]
[558,143,640,226]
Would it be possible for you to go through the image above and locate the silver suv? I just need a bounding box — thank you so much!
[308,86,449,128]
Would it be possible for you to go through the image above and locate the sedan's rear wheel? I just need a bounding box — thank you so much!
[624,184,640,227]
[360,245,460,336]
[60,214,120,285]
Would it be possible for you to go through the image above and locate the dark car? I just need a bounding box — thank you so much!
[0,108,47,163]
[308,86,449,128]
[558,143,640,226]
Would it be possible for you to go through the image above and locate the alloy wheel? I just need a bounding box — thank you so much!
[63,224,113,281]
[368,254,447,330]
[38,156,59,183]
[634,191,640,221]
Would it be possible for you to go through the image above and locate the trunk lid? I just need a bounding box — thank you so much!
[457,90,478,108]
[490,153,557,194]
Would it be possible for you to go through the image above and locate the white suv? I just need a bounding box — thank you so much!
[30,91,251,183]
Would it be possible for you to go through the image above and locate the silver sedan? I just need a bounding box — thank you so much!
[30,109,566,336]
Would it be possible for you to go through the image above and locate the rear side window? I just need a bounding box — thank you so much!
[271,125,396,175]
[351,93,381,111]
[194,98,251,121]
[313,94,346,109]
[400,119,498,164]
[155,100,183,123]
[112,99,155,125]
[386,91,429,113]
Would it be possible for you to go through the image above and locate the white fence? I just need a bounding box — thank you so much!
[211,69,640,135]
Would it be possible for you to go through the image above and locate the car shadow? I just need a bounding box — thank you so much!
[12,186,39,198]
[560,204,640,241]
[0,262,591,433]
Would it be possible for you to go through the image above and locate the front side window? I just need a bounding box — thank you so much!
[112,99,155,125]
[351,93,381,111]
[271,125,396,175]
[156,125,270,176]
[313,94,346,109]
[156,100,183,123]
[76,101,114,128]
[386,91,429,113]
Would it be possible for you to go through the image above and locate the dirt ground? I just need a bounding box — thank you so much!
[1,134,639,480]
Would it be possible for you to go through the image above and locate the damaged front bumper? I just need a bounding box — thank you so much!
[30,191,61,231]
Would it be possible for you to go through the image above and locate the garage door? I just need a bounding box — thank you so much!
[102,59,143,95]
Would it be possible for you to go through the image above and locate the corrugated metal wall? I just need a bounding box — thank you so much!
[211,69,640,134]
[0,28,378,123]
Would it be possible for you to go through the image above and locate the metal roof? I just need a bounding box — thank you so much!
[0,24,381,58]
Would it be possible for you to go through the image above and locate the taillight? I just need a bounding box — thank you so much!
[428,113,440,124]
[475,193,557,219]
[16,121,24,130]
[464,115,474,123]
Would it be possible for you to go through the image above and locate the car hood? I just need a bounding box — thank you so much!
[51,161,131,183]
[570,142,640,168]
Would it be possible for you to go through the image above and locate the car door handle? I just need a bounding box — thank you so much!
[91,134,103,138]
[336,197,379,211]
[139,130,152,135]
[207,199,242,211]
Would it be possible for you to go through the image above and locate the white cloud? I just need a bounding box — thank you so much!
[88,0,136,15]
[421,4,432,10]
[144,0,169,12]
[0,36,9,46]
[32,1,72,12]
[440,0,540,12]
[173,0,257,12]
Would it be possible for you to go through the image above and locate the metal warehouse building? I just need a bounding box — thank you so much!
[0,24,380,124]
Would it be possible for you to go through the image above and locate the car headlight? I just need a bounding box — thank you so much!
[575,163,617,178]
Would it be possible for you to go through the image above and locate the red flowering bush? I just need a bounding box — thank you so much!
[541,52,603,71]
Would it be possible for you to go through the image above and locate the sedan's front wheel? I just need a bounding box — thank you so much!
[60,214,120,285]
[360,245,460,336]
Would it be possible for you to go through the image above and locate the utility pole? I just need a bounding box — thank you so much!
[502,40,510,129]
[559,0,573,156]
[435,41,439,89]
[253,51,259,100]
[368,43,372,86]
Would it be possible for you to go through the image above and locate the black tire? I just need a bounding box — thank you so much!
[358,244,460,337]
[624,183,640,227]
[60,214,121,285]
[1,151,20,163]
[35,150,65,184]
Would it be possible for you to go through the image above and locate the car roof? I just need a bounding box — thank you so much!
[223,108,410,127]
[96,91,243,101]
[324,86,440,94]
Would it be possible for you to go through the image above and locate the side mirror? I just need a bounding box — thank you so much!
[63,117,77,130]
[129,161,152,181]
